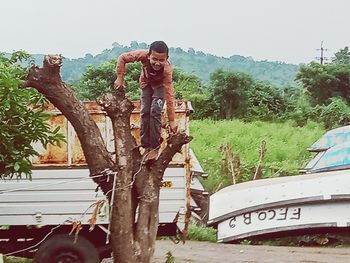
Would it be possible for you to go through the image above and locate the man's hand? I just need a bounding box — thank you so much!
[114,77,125,90]
[169,121,178,134]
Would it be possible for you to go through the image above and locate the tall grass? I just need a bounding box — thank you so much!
[190,119,325,193]
[187,224,217,242]
[4,257,32,263]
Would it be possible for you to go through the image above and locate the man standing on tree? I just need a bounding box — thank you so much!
[114,41,177,160]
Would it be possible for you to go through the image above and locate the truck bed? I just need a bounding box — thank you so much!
[0,167,186,226]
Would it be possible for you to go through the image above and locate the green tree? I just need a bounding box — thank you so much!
[245,81,292,121]
[172,68,212,119]
[173,67,202,99]
[315,97,350,129]
[209,69,254,119]
[0,52,63,178]
[73,60,141,101]
[296,62,350,105]
[332,46,350,64]
[283,88,311,126]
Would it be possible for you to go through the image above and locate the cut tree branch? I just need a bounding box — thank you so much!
[22,55,114,195]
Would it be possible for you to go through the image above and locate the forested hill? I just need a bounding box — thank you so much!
[27,41,299,86]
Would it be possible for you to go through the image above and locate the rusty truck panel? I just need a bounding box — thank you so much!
[32,101,192,167]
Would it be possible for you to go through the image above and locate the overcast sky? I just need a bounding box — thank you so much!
[1,0,349,64]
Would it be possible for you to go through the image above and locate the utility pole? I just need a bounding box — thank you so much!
[316,41,328,64]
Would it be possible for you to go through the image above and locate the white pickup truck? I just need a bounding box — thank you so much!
[0,101,207,262]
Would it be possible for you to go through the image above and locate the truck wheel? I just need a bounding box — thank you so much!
[33,234,100,263]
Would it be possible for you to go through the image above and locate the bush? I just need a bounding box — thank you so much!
[0,51,64,178]
[316,97,350,129]
[187,224,217,242]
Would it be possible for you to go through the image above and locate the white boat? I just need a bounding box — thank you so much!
[208,170,350,242]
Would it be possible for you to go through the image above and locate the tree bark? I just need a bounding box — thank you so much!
[23,55,192,263]
[22,55,114,195]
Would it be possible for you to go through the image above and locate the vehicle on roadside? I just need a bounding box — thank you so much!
[0,101,207,262]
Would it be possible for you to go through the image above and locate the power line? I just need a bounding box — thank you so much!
[316,41,328,65]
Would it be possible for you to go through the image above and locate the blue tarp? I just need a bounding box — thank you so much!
[308,141,350,172]
[308,125,350,152]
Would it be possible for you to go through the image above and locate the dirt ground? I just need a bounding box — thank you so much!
[102,240,350,263]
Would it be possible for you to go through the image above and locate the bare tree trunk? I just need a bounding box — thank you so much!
[22,55,114,195]
[22,55,192,263]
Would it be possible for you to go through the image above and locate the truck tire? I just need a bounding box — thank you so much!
[33,234,100,263]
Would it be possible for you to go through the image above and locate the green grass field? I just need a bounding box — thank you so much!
[3,257,31,263]
[190,119,325,193]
